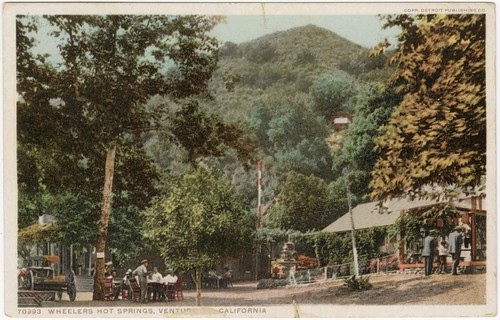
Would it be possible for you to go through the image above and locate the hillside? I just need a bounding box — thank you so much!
[207,24,393,121]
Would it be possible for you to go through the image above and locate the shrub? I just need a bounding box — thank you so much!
[257,278,289,289]
[343,275,372,291]
[380,255,399,271]
[296,255,319,269]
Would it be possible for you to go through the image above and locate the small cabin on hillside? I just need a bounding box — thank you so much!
[331,114,352,131]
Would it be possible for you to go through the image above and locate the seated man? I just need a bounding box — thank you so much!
[162,270,178,300]
[148,267,163,302]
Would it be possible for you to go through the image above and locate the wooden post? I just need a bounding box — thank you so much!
[257,160,263,228]
[399,210,406,267]
[471,196,477,261]
[255,161,263,281]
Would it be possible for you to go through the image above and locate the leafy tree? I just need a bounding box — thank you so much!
[248,103,273,152]
[17,15,223,299]
[18,191,99,245]
[331,87,403,199]
[310,70,357,119]
[143,168,255,306]
[264,172,334,232]
[267,104,333,181]
[370,15,486,200]
[169,100,256,167]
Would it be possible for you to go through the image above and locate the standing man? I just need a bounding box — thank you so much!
[448,226,464,275]
[132,259,150,303]
[422,230,437,276]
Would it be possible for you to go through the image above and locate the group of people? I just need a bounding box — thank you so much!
[106,259,180,303]
[421,225,465,276]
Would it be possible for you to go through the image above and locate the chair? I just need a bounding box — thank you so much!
[129,277,142,302]
[174,277,184,300]
[165,282,176,301]
[103,278,115,301]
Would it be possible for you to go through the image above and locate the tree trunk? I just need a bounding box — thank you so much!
[92,144,117,300]
[344,169,359,277]
[192,269,202,306]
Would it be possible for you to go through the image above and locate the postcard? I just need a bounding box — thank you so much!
[3,2,496,318]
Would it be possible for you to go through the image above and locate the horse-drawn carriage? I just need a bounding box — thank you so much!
[18,255,77,302]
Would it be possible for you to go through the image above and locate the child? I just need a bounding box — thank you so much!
[437,239,449,274]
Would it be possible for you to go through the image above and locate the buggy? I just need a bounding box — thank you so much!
[19,255,77,301]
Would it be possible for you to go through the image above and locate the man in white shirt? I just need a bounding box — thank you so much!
[148,267,163,301]
[163,270,178,284]
[163,270,178,300]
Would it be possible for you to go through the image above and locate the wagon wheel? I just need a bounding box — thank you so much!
[25,270,34,291]
[66,270,77,302]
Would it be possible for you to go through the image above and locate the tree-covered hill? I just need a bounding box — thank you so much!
[141,23,397,231]
[208,24,392,121]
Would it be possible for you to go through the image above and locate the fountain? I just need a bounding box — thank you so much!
[271,241,298,279]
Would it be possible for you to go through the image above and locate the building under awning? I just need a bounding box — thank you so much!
[322,195,486,270]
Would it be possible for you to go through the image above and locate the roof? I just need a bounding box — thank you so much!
[322,196,482,233]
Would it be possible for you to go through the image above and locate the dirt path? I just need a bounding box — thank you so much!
[59,273,486,307]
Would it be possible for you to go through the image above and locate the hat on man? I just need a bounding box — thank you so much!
[126,269,132,274]
[429,229,438,235]
[141,259,149,264]
[105,261,113,266]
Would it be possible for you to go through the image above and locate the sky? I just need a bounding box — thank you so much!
[211,15,400,48]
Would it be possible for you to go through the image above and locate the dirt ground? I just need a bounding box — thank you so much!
[58,272,486,307]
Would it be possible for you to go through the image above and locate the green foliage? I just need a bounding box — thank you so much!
[313,227,386,266]
[267,104,333,180]
[387,200,460,247]
[257,278,289,289]
[219,41,240,58]
[143,168,255,272]
[338,51,388,76]
[343,275,372,291]
[248,103,273,152]
[295,50,316,65]
[331,87,403,200]
[209,24,389,123]
[247,41,277,64]
[332,87,403,175]
[310,70,357,119]
[17,16,231,285]
[170,100,256,167]
[107,205,145,264]
[18,191,99,246]
[370,15,486,200]
[264,172,334,232]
